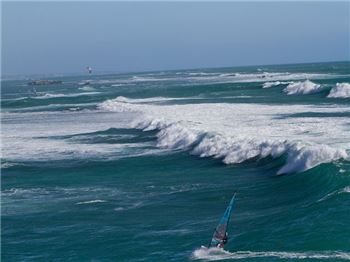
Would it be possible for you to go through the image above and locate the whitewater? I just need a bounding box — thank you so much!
[99,96,350,174]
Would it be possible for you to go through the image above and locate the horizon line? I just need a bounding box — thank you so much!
[1,59,349,81]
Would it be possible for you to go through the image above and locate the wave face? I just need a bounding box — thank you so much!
[2,61,350,261]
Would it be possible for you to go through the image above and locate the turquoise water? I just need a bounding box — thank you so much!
[2,61,350,261]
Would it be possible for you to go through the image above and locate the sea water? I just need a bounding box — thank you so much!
[2,61,350,261]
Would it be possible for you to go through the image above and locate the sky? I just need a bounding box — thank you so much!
[2,1,349,76]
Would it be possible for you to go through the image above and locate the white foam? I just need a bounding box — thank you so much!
[114,201,144,212]
[192,247,350,261]
[277,143,347,174]
[93,71,344,87]
[157,123,200,150]
[0,162,16,169]
[76,200,107,205]
[283,80,323,95]
[98,96,204,109]
[1,96,28,102]
[130,76,173,82]
[78,86,96,91]
[97,98,136,113]
[327,83,350,98]
[109,96,177,104]
[342,186,350,193]
[34,92,100,99]
[262,81,292,88]
[99,97,350,174]
[1,110,158,162]
[186,72,342,85]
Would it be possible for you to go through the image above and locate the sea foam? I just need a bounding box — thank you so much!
[136,118,348,175]
[99,97,350,174]
[192,247,350,261]
[327,83,350,98]
[277,143,347,174]
[283,80,323,95]
[262,81,292,88]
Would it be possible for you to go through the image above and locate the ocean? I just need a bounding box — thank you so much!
[1,61,350,261]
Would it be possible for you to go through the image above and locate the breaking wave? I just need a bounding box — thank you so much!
[98,97,350,175]
[134,118,348,175]
[327,83,350,98]
[262,81,292,88]
[283,80,323,95]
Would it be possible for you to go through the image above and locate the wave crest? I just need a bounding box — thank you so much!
[99,97,349,174]
[283,80,323,95]
[134,118,348,174]
[277,143,347,174]
[327,83,350,98]
[262,81,292,88]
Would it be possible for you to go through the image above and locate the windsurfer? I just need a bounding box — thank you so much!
[207,193,236,250]
[217,233,228,248]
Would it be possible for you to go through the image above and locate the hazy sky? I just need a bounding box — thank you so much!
[2,2,349,75]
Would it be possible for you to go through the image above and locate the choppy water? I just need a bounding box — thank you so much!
[2,61,350,261]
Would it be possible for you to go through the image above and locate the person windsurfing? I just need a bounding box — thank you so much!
[217,232,228,248]
[207,193,236,249]
[86,66,92,75]
[82,66,92,86]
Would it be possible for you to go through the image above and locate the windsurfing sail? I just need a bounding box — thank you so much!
[208,193,236,248]
[86,66,92,75]
[81,66,92,86]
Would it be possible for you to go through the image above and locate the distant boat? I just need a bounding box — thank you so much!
[207,193,236,249]
[28,80,62,86]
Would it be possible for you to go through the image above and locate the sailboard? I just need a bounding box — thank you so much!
[208,193,236,249]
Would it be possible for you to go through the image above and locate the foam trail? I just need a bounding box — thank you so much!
[283,80,323,95]
[76,200,107,205]
[192,247,350,261]
[317,186,350,203]
[34,92,100,99]
[78,86,96,91]
[327,83,350,98]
